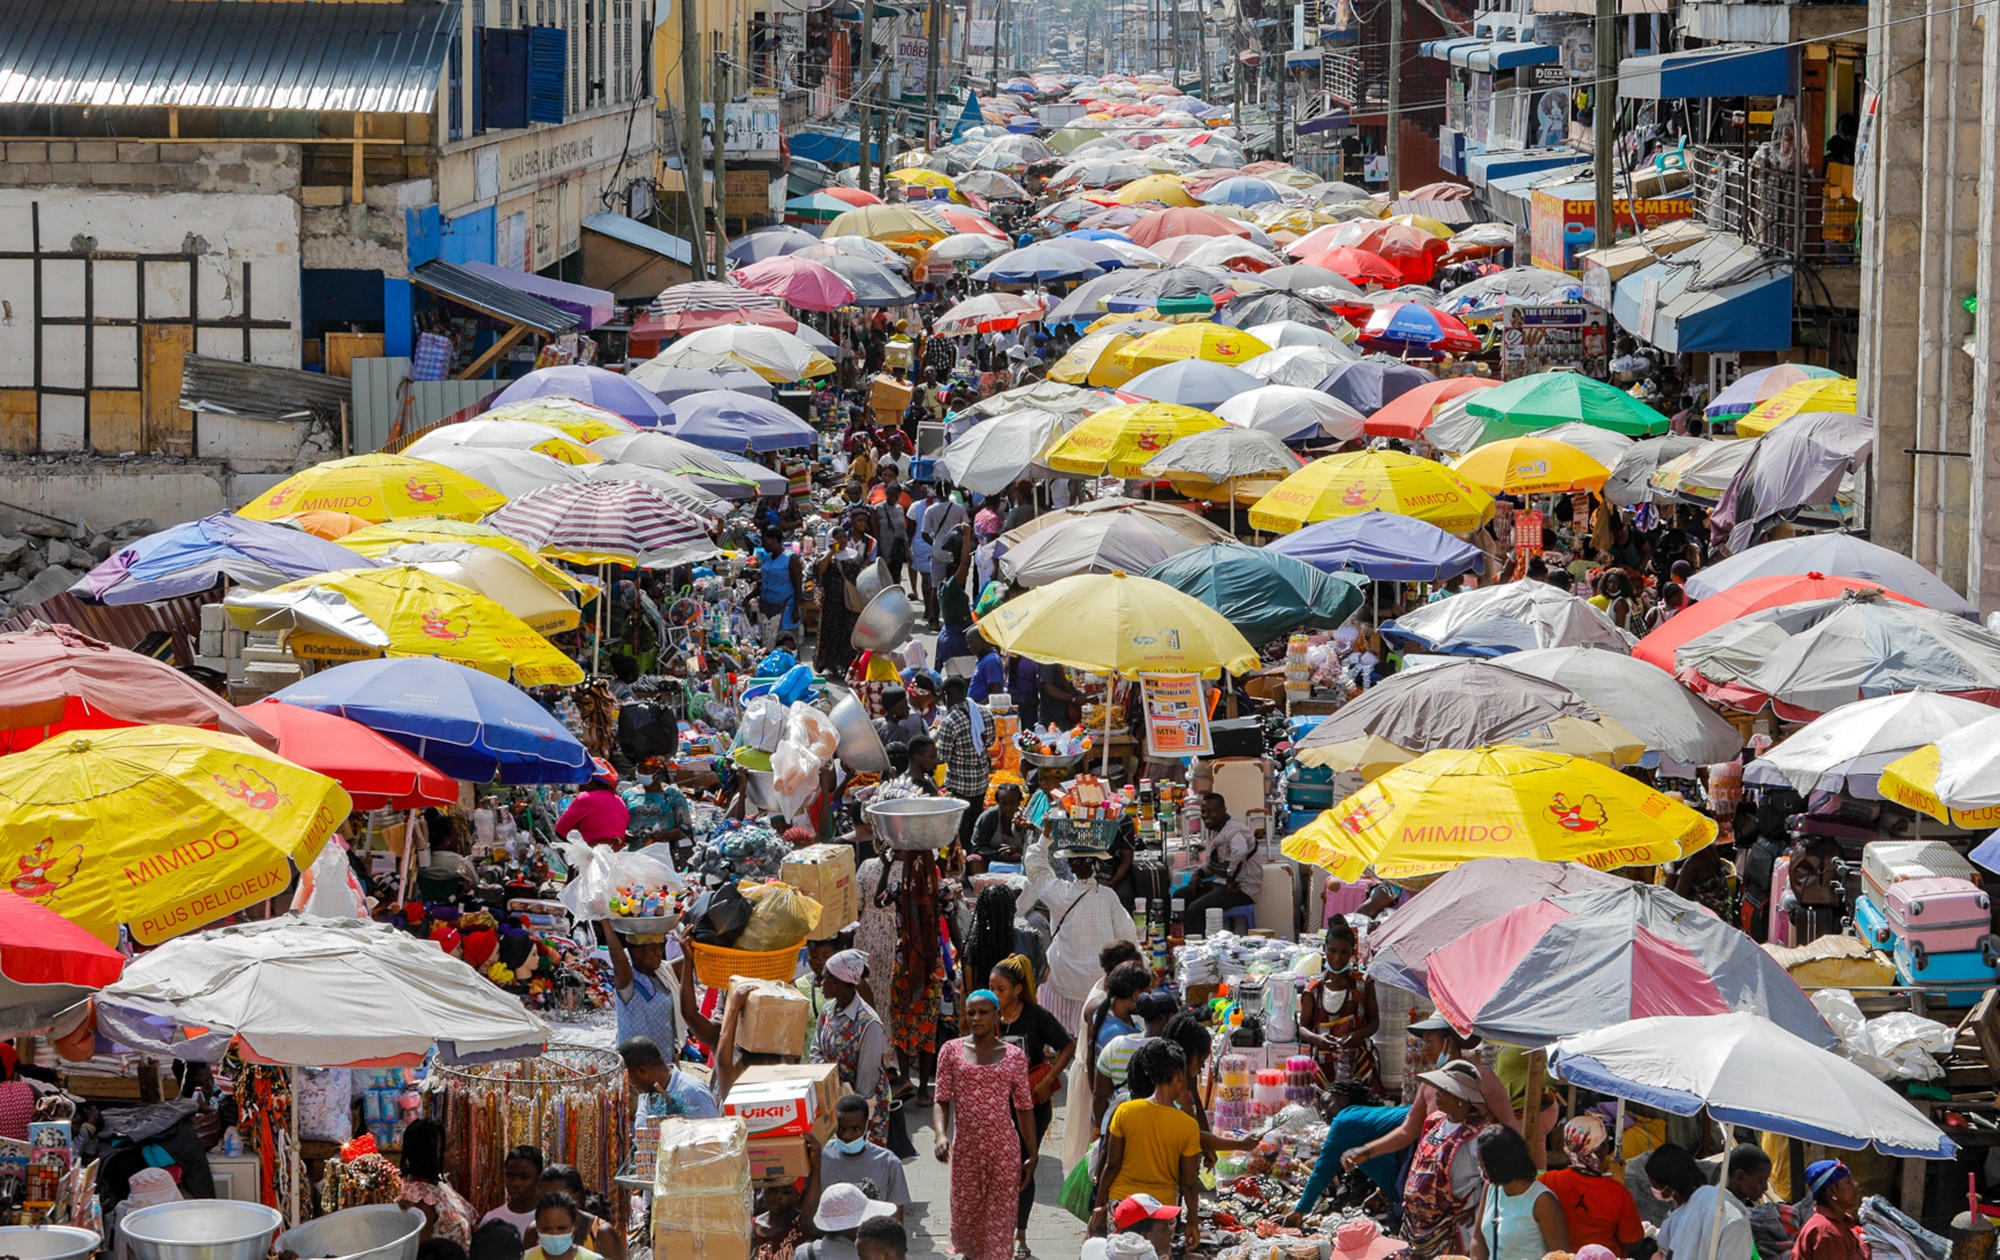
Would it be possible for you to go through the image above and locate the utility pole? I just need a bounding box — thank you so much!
[858,0,875,194]
[925,0,941,147]
[1168,0,1182,84]
[680,0,707,279]
[1385,0,1401,192]
[712,31,729,277]
[1592,0,1615,247]
[1196,1,1207,96]
[1231,0,1242,127]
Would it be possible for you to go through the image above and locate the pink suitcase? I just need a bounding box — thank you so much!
[1886,877,1993,956]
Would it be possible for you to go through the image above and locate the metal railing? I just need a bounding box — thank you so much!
[1685,143,1859,264]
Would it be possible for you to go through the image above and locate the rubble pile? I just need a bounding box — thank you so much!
[0,519,156,619]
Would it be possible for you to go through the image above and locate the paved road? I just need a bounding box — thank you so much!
[901,1100,1087,1259]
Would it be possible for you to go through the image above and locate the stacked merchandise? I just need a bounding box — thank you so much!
[654,1117,754,1260]
[1855,841,1994,1005]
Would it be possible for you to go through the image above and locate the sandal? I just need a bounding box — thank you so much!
[916,1087,934,1107]
[1014,1245,1034,1260]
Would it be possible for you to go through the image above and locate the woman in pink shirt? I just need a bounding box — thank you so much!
[556,759,631,849]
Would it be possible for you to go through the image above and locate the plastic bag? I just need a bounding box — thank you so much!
[734,879,824,952]
[292,837,367,919]
[740,695,788,753]
[1058,1144,1097,1223]
[1865,1010,1954,1081]
[557,834,686,921]
[788,702,840,761]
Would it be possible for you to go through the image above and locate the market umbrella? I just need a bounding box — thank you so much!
[934,293,1046,336]
[823,186,883,207]
[1743,691,1998,800]
[1733,376,1858,437]
[951,381,1121,429]
[1282,745,1716,882]
[664,389,818,452]
[1649,438,1762,505]
[1257,264,1367,300]
[1433,266,1588,319]
[1044,263,1241,325]
[1142,544,1366,643]
[729,256,855,311]
[821,203,950,246]
[405,420,601,466]
[240,454,506,524]
[1328,221,1449,283]
[1265,511,1482,582]
[1047,326,1156,388]
[1240,345,1361,389]
[0,622,279,752]
[1112,322,1272,373]
[412,447,586,500]
[485,481,718,567]
[574,462,728,519]
[0,891,125,1035]
[956,170,1031,199]
[1451,436,1611,495]
[1631,572,1925,671]
[1000,499,1235,549]
[1313,359,1436,413]
[0,726,351,943]
[1248,450,1492,536]
[1364,378,1501,439]
[1880,711,2000,827]
[1710,411,1874,552]
[479,397,639,441]
[726,225,820,264]
[1113,174,1199,206]
[1196,176,1291,206]
[1705,364,1845,421]
[95,917,550,1066]
[1465,372,1669,437]
[1358,303,1481,356]
[1427,882,1837,1047]
[79,513,383,606]
[1120,361,1265,411]
[928,233,1013,266]
[1361,858,1621,998]
[798,236,911,271]
[1041,402,1226,478]
[1603,435,1705,506]
[1686,533,1976,615]
[1385,581,1632,653]
[1217,291,1351,335]
[275,511,375,540]
[1530,421,1635,470]
[1139,426,1305,486]
[490,366,674,426]
[631,365,776,405]
[588,431,765,499]
[973,245,1101,285]
[671,326,837,381]
[939,409,1081,494]
[1125,207,1256,247]
[1169,237,1284,272]
[240,700,457,811]
[1215,385,1367,442]
[803,254,919,308]
[337,519,599,601]
[648,281,795,334]
[785,191,858,223]
[1492,646,1745,766]
[999,515,1190,586]
[1244,320,1345,350]
[1298,247,1403,288]
[224,567,585,687]
[375,542,583,634]
[269,658,591,785]
[1551,1012,1955,1158]
[980,570,1260,678]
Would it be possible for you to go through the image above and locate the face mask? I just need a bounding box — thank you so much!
[830,1136,869,1156]
[1651,1185,1679,1204]
[541,1236,574,1257]
[1326,959,1355,974]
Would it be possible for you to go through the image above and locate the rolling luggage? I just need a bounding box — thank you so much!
[1861,841,1978,907]
[1885,877,1992,957]
[1893,935,1999,1006]
[1851,893,1894,952]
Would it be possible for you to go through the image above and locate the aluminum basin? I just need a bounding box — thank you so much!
[276,1206,424,1260]
[122,1200,284,1260]
[826,687,890,774]
[0,1226,100,1260]
[851,586,918,653]
[866,796,970,851]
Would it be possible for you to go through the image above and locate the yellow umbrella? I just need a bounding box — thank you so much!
[1041,403,1225,478]
[1451,436,1612,495]
[1878,745,2000,829]
[1386,212,1455,238]
[481,398,639,442]
[1281,745,1716,882]
[1255,207,1338,235]
[1048,327,1150,388]
[890,168,955,191]
[239,454,507,524]
[1114,174,1199,206]
[0,726,352,943]
[1248,450,1495,534]
[370,544,581,635]
[223,566,584,687]
[1112,322,1272,373]
[822,203,951,245]
[1733,376,1857,437]
[338,518,599,602]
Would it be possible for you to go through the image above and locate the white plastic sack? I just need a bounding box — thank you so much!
[558,833,686,921]
[1864,1011,1954,1082]
[741,694,788,753]
[292,836,367,918]
[1811,988,1908,1080]
[788,702,840,761]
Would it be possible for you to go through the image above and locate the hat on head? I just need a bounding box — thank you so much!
[814,1182,895,1233]
[1110,1193,1181,1231]
[589,757,619,787]
[125,1168,182,1210]
[1334,1218,1408,1260]
[825,949,868,984]
[1805,1160,1851,1199]
[1417,1060,1484,1103]
[1408,1014,1456,1034]
[1576,1247,1619,1260]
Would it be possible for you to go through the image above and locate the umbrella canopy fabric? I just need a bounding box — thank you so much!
[406,420,602,465]
[1047,326,1154,388]
[952,381,1120,429]
[1531,422,1636,470]
[413,447,586,500]
[0,890,125,1035]
[241,700,457,811]
[1744,691,2000,799]
[1218,291,1349,334]
[1282,745,1716,882]
[485,482,718,567]
[338,520,599,600]
[1126,208,1256,246]
[1361,858,1621,998]
[1492,646,1746,766]
[1241,345,1361,388]
[96,917,550,1066]
[490,365,674,425]
[1879,714,2000,827]
[1042,403,1226,478]
[1427,883,1837,1047]
[646,282,795,333]
[1706,364,1845,420]
[1000,499,1235,549]
[1314,360,1437,414]
[1359,303,1480,355]
[575,463,728,519]
[1465,372,1669,436]
[1364,378,1501,439]
[821,203,950,245]
[1197,176,1290,206]
[933,293,1046,336]
[0,726,351,943]
[672,326,836,381]
[479,397,638,441]
[1385,581,1633,653]
[1632,572,1924,670]
[628,365,775,405]
[1711,411,1874,552]
[928,234,1013,265]
[664,389,818,451]
[1120,361,1265,411]
[1292,660,1601,764]
[224,567,584,688]
[1258,264,1367,300]
[999,515,1191,586]
[1452,436,1611,495]
[1142,544,1366,643]
[940,409,1081,494]
[1139,427,1305,483]
[80,514,381,606]
[973,244,1101,284]
[1650,438,1763,504]
[1244,320,1345,350]
[729,256,855,311]
[1248,450,1493,535]
[811,255,919,307]
[1604,435,1705,506]
[1264,511,1482,582]
[0,622,278,753]
[240,454,506,524]
[270,658,590,785]
[1114,323,1272,372]
[588,431,763,497]
[979,570,1261,678]
[1687,533,1976,616]
[1214,386,1367,442]
[380,542,582,634]
[726,226,820,264]
[277,510,375,540]
[1299,247,1403,287]
[1551,1012,1954,1158]
[1734,376,1857,437]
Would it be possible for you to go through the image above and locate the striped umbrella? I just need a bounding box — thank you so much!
[647,282,790,334]
[484,481,718,568]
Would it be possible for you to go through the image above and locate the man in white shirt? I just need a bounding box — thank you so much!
[1023,838,1139,1034]
[1650,1144,1758,1260]
[1180,792,1263,935]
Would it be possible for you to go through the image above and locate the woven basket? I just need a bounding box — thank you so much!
[687,939,803,987]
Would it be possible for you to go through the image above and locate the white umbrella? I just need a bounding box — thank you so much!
[998,514,1198,587]
[1743,690,2000,799]
[950,381,1118,433]
[928,234,1012,265]
[1215,385,1368,442]
[1387,582,1634,653]
[1686,533,1978,616]
[940,408,1080,494]
[589,431,764,500]
[376,542,581,635]
[408,446,586,499]
[577,460,729,518]
[1239,344,1359,388]
[1140,427,1304,484]
[673,325,831,381]
[1491,646,1745,766]
[1245,320,1345,350]
[1532,422,1637,470]
[934,292,1046,337]
[405,419,599,463]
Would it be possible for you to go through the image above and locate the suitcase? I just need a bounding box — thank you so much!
[1285,760,1342,812]
[1851,893,1895,952]
[1129,853,1171,916]
[1885,877,1992,957]
[1861,841,1978,907]
[1893,934,2000,995]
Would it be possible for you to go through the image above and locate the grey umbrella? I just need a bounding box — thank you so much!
[1713,411,1874,551]
[1603,435,1704,506]
[815,254,917,306]
[1292,659,1601,760]
[1140,426,1305,531]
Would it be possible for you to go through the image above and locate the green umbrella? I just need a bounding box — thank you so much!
[785,192,850,224]
[1143,543,1368,645]
[1463,372,1670,438]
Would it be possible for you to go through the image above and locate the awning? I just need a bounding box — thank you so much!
[1462,41,1560,71]
[1469,145,1586,189]
[1619,45,1798,99]
[1423,36,1485,62]
[411,260,577,334]
[458,261,614,331]
[1610,233,1794,353]
[581,211,695,267]
[1483,168,1574,227]
[1296,107,1353,135]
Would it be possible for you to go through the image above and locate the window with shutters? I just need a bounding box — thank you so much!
[479,28,529,130]
[528,26,568,123]
[612,0,628,102]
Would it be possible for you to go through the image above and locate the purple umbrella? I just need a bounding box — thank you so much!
[1314,359,1437,413]
[491,365,673,425]
[1713,411,1875,552]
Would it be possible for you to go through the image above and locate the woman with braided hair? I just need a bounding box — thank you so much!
[990,954,1073,1255]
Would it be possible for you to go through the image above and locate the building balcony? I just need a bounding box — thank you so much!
[1686,143,1858,265]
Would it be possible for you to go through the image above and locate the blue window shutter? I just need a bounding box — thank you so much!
[481,29,529,130]
[528,27,568,124]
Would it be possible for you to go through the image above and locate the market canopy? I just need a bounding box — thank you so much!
[1386,581,1633,654]
[1743,690,2000,800]
[1142,544,1367,644]
[0,622,279,753]
[1248,450,1494,536]
[978,570,1261,679]
[240,454,506,524]
[1464,371,1671,437]
[1685,533,1976,615]
[78,514,382,606]
[1491,646,1745,766]
[240,700,458,812]
[1264,511,1482,582]
[1362,858,1622,998]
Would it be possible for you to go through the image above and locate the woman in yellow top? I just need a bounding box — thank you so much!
[1092,1040,1204,1249]
[520,1193,601,1260]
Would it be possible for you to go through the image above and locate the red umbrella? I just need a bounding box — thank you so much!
[1365,377,1501,438]
[0,622,276,754]
[1298,246,1403,287]
[1126,207,1254,247]
[243,700,458,810]
[729,257,856,312]
[0,890,123,1034]
[1632,572,1927,671]
[1331,221,1449,283]
[824,187,882,207]
[931,207,1009,240]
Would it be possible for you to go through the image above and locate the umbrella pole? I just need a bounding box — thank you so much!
[1704,1127,1729,1260]
[593,565,606,674]
[1229,477,1236,536]
[1103,675,1115,779]
[289,1065,302,1226]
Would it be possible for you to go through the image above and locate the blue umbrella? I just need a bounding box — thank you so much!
[727,225,822,264]
[640,367,775,405]
[1196,176,1290,206]
[1065,228,1135,242]
[1038,238,1131,271]
[1314,359,1437,413]
[1264,510,1482,581]
[973,244,1101,284]
[1428,614,1542,658]
[1143,544,1367,644]
[269,658,591,784]
[666,389,817,452]
[78,514,383,605]
[492,365,673,425]
[1120,361,1263,411]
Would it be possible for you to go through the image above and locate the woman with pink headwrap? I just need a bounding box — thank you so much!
[1540,1115,1645,1257]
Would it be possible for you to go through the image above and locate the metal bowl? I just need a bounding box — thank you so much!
[1015,736,1086,773]
[866,796,971,851]
[740,766,779,810]
[855,560,891,607]
[276,1206,424,1260]
[123,1200,285,1260]
[851,585,918,653]
[826,687,890,774]
[0,1226,101,1260]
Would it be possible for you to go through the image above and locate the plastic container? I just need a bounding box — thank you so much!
[686,939,804,987]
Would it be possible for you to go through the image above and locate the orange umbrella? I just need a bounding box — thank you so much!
[1127,207,1255,247]
[279,510,376,540]
[1299,246,1403,287]
[1331,221,1449,283]
[1365,378,1502,439]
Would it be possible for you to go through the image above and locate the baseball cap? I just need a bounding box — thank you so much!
[1408,1014,1455,1034]
[1111,1193,1182,1231]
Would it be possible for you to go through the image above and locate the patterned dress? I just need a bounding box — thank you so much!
[935,1038,1033,1260]
[398,1178,473,1249]
[815,996,891,1147]
[1402,1113,1484,1260]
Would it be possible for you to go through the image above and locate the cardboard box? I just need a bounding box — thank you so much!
[654,1231,751,1260]
[782,845,857,939]
[868,373,914,411]
[744,1132,821,1183]
[653,1118,752,1260]
[733,1061,841,1120]
[729,978,811,1057]
[723,1081,817,1137]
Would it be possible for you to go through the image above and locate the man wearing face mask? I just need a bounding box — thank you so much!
[813,1095,909,1221]
[1024,837,1141,1035]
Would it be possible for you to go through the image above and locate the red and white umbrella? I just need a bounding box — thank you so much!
[0,890,124,1035]
[647,282,793,334]
[485,481,718,568]
[934,293,1046,336]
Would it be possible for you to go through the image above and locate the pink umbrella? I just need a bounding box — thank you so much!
[730,257,856,312]
[0,622,278,753]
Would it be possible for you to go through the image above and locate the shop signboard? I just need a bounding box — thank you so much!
[1141,674,1213,758]
[1529,189,1692,272]
[1498,304,1611,379]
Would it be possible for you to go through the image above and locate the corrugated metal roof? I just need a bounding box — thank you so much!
[581,212,696,267]
[0,0,457,113]
[1391,198,1477,225]
[180,355,351,426]
[1,592,217,664]
[412,260,581,334]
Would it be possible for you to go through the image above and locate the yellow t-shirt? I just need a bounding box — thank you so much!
[1105,1098,1203,1203]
